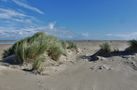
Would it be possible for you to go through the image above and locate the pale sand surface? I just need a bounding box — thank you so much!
[0,41,137,90]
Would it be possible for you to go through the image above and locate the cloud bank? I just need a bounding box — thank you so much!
[0,22,79,40]
[106,32,137,40]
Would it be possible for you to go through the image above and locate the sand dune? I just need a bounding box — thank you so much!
[0,41,137,90]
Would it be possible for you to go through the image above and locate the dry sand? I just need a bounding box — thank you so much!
[0,41,137,90]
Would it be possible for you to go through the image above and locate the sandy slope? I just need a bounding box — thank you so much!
[0,41,137,90]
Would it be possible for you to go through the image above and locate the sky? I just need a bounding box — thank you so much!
[0,0,137,40]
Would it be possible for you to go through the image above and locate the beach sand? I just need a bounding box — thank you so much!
[0,41,137,90]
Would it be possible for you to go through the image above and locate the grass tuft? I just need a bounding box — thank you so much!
[97,42,111,57]
[61,40,77,50]
[47,42,65,61]
[126,40,137,52]
[32,55,45,73]
[66,41,77,50]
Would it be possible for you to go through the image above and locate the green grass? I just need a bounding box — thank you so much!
[61,40,77,50]
[3,32,65,63]
[3,32,77,73]
[47,41,65,61]
[66,41,77,50]
[126,40,137,52]
[32,55,45,73]
[97,42,111,57]
[6,32,49,64]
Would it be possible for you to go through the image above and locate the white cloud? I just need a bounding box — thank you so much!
[48,22,56,30]
[11,0,44,14]
[0,8,39,27]
[106,32,137,40]
[81,32,89,37]
[0,22,77,40]
[0,8,26,19]
[0,8,76,40]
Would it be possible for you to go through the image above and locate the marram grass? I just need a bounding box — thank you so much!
[61,40,77,51]
[32,55,45,73]
[97,42,111,57]
[126,40,137,52]
[3,32,77,72]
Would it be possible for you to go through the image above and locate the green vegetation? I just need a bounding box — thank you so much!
[61,40,77,50]
[32,55,45,73]
[47,43,64,61]
[3,32,77,73]
[66,41,77,50]
[126,40,137,52]
[97,42,111,57]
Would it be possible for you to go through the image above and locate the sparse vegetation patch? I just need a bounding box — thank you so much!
[97,42,111,57]
[126,40,137,52]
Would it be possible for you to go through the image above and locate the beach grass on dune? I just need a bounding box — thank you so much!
[97,42,111,57]
[2,32,77,72]
[61,40,78,52]
[32,55,45,73]
[126,40,137,52]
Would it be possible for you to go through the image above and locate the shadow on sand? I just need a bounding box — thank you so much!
[80,49,136,62]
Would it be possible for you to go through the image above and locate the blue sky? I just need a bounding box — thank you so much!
[0,0,137,40]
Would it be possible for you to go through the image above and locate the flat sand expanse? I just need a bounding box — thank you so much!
[0,41,137,90]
